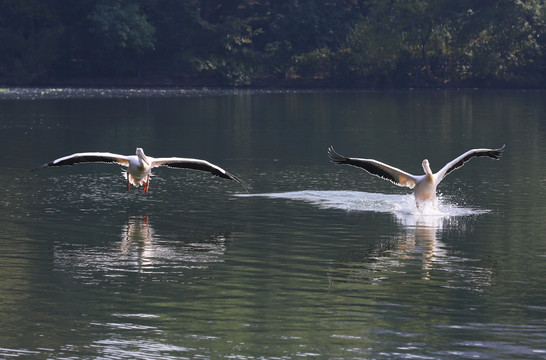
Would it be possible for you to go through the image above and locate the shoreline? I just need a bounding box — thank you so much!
[0,85,543,101]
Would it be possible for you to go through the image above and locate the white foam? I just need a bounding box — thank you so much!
[237,190,489,227]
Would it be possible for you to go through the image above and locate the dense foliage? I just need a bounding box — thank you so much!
[1,0,544,87]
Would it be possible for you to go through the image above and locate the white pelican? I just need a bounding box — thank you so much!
[328,145,505,207]
[33,147,250,193]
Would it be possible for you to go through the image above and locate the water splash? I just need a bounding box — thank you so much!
[237,190,489,227]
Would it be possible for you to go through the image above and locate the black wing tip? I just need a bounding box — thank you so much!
[234,178,252,193]
[30,162,52,172]
[327,146,347,164]
[223,171,252,193]
[235,177,252,193]
[491,144,506,159]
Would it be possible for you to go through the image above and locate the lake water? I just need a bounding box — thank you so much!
[1,89,545,359]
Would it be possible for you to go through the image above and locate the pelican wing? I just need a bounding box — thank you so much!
[151,157,250,191]
[33,152,131,171]
[328,146,417,188]
[435,145,505,182]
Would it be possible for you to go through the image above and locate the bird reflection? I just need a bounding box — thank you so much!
[118,215,159,272]
[394,213,493,288]
[118,215,230,273]
[120,215,153,252]
[53,215,230,283]
[330,211,494,291]
[247,190,495,290]
[403,214,496,290]
[396,213,448,280]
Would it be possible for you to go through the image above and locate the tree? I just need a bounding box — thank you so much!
[460,0,545,86]
[86,1,155,77]
[0,0,63,83]
[0,0,543,87]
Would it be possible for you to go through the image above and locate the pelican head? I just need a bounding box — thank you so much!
[136,147,149,165]
[422,159,432,175]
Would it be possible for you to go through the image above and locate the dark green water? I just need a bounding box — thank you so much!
[1,89,545,359]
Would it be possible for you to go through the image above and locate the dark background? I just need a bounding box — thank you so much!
[1,0,544,88]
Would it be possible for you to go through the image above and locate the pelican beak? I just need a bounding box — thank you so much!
[422,159,432,175]
[140,155,149,165]
[136,148,149,165]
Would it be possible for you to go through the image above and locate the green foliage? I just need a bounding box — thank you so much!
[339,0,546,87]
[0,0,63,83]
[343,21,402,85]
[460,0,545,86]
[85,1,155,76]
[0,0,544,87]
[88,2,155,53]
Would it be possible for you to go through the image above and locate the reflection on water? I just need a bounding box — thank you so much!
[395,216,494,288]
[54,215,229,284]
[242,190,494,287]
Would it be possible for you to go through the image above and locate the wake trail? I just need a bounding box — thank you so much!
[236,190,489,227]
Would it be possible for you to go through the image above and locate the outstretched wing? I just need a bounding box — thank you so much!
[151,157,250,191]
[435,145,505,182]
[32,152,131,171]
[328,146,417,189]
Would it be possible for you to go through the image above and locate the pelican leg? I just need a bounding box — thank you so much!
[127,177,131,192]
[143,175,150,194]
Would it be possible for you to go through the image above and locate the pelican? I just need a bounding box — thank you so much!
[33,147,250,193]
[328,145,505,207]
